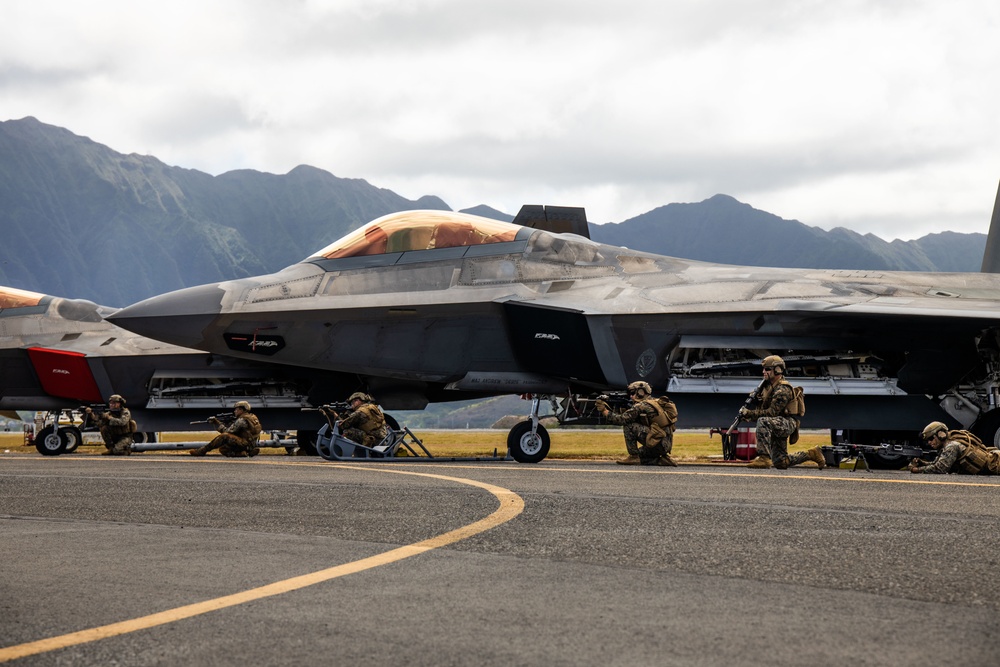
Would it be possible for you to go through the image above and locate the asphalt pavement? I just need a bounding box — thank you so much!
[1,454,998,666]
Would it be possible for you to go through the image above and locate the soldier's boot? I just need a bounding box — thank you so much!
[247,447,260,458]
[616,454,641,465]
[746,456,772,468]
[657,454,678,467]
[806,445,826,469]
[190,447,208,456]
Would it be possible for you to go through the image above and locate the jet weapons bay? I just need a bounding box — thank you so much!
[107,199,1000,464]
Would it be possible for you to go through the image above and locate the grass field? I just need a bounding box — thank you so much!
[0,428,832,461]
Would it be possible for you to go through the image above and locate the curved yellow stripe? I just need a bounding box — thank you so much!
[413,462,1000,488]
[0,465,524,663]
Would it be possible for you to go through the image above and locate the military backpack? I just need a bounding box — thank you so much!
[655,396,678,432]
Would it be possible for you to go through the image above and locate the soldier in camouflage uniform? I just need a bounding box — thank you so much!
[739,355,825,470]
[85,394,134,456]
[334,392,388,448]
[190,400,263,457]
[910,421,1000,475]
[597,380,678,467]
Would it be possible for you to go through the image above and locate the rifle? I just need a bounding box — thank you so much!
[190,412,237,426]
[318,401,352,416]
[725,378,769,436]
[79,403,112,429]
[594,391,632,414]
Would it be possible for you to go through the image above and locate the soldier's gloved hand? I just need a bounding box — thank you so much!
[909,463,922,473]
[208,416,220,425]
[594,399,609,413]
[738,407,750,419]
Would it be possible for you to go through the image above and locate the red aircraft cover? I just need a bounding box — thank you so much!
[26,347,104,403]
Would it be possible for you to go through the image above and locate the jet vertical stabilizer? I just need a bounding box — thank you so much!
[980,179,1000,273]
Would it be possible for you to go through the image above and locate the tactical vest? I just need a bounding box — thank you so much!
[774,380,805,417]
[101,409,134,438]
[638,398,670,429]
[955,442,992,474]
[356,404,386,434]
[234,413,262,443]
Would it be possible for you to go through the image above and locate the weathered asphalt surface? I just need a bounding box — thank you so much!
[1,454,998,666]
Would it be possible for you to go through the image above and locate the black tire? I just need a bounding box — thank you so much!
[384,413,400,431]
[63,427,83,453]
[132,431,158,444]
[507,421,550,463]
[972,409,1000,448]
[296,429,318,456]
[35,425,67,456]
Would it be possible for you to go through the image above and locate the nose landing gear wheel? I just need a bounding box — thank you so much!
[507,421,550,463]
[35,426,68,456]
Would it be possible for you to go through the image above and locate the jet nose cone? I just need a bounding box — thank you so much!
[108,283,226,350]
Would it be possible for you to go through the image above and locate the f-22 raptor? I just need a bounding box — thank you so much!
[109,192,1000,464]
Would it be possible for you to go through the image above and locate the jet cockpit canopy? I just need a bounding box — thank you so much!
[310,210,523,261]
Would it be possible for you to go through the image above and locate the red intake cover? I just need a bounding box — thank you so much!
[26,347,104,403]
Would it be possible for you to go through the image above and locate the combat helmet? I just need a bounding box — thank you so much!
[234,400,252,411]
[108,394,126,405]
[920,421,948,440]
[348,391,371,403]
[761,355,785,374]
[627,380,652,399]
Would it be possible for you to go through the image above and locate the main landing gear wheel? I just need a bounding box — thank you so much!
[62,426,83,453]
[972,409,1000,448]
[507,421,550,463]
[35,425,69,456]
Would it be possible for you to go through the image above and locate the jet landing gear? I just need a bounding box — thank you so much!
[35,424,83,456]
[506,395,550,463]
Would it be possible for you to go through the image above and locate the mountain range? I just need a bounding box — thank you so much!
[0,116,988,308]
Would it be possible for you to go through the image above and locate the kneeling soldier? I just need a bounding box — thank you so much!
[335,392,388,448]
[597,381,678,467]
[740,356,824,469]
[86,394,135,456]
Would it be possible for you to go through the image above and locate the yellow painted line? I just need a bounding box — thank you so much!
[364,460,1000,488]
[0,465,524,663]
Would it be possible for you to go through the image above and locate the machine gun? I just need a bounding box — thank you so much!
[822,442,937,472]
[190,412,237,427]
[725,378,769,436]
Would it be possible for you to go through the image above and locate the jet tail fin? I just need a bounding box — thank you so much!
[512,205,590,239]
[980,179,1000,272]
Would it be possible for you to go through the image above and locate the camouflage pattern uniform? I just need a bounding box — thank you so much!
[340,402,388,448]
[192,408,262,457]
[603,398,673,465]
[97,406,134,455]
[743,381,809,469]
[911,438,1000,475]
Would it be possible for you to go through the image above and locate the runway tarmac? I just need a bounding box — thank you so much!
[1,454,998,666]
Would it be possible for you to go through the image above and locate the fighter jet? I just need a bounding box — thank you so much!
[105,195,1000,464]
[0,285,358,454]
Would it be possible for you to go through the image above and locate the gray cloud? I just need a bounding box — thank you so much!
[2,0,998,240]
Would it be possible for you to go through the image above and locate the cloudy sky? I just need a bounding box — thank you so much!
[3,0,999,239]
